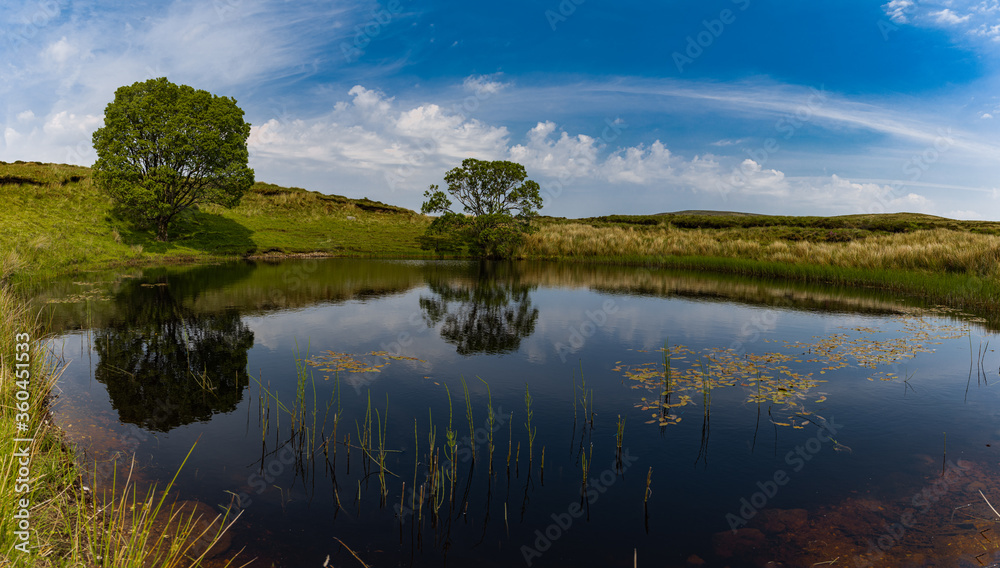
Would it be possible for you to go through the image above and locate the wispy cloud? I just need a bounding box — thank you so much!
[247,84,949,217]
[1,0,358,162]
[883,0,915,23]
[883,0,1000,42]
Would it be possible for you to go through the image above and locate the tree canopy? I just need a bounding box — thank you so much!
[92,77,254,241]
[420,159,543,259]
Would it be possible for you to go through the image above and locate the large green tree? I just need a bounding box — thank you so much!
[420,158,543,259]
[92,77,254,241]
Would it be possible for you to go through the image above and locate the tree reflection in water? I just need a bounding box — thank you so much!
[420,262,539,355]
[94,274,254,432]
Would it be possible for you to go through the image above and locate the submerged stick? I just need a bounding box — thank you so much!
[980,489,1000,520]
[333,536,371,568]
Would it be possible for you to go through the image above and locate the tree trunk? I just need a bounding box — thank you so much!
[156,218,170,242]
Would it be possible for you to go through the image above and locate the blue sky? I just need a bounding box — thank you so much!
[2,0,999,218]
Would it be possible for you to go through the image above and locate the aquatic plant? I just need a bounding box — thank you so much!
[524,383,536,464]
[615,414,626,469]
[480,377,496,475]
[461,375,476,462]
[443,384,459,503]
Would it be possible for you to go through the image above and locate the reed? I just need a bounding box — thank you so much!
[578,364,595,428]
[506,412,513,474]
[412,418,419,513]
[461,376,475,462]
[540,446,545,484]
[524,384,536,464]
[480,378,496,475]
[355,390,373,475]
[79,447,242,568]
[442,385,459,504]
[580,443,593,497]
[695,358,713,467]
[644,467,653,505]
[515,442,521,478]
[615,414,626,467]
[373,399,390,503]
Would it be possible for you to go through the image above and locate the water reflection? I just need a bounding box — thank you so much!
[93,272,255,432]
[420,262,539,355]
[34,258,1000,567]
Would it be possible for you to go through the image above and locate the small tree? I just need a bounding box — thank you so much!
[92,77,254,241]
[420,159,543,259]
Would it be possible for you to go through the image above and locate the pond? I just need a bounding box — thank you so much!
[32,258,1000,567]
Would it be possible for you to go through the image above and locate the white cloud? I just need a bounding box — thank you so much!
[932,8,972,24]
[16,110,35,122]
[509,121,601,179]
[248,84,510,189]
[947,209,985,219]
[42,111,103,145]
[43,37,77,66]
[463,74,509,96]
[883,0,915,23]
[885,0,1000,44]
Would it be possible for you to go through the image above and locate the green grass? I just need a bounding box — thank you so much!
[0,283,240,567]
[524,216,1000,315]
[0,285,74,564]
[0,161,432,283]
[8,160,1000,318]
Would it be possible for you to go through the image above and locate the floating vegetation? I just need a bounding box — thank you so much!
[306,350,425,378]
[620,316,969,428]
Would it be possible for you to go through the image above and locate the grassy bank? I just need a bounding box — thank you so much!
[6,160,1000,316]
[0,284,240,567]
[0,285,72,563]
[522,219,1000,313]
[0,161,431,282]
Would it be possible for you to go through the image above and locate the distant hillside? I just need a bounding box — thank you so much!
[568,211,1000,246]
[656,210,764,217]
[0,161,430,278]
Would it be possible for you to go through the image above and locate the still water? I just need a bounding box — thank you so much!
[32,259,1000,567]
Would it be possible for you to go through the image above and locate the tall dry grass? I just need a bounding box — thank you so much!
[524,224,1000,277]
